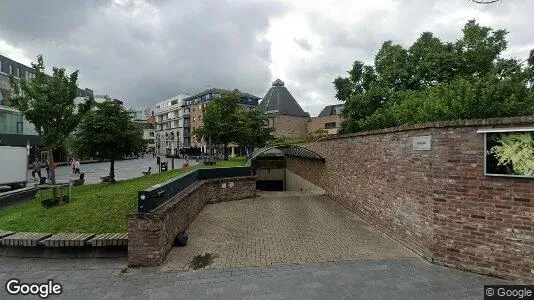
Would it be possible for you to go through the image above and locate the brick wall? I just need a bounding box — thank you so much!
[286,117,534,282]
[128,176,256,267]
[270,115,309,138]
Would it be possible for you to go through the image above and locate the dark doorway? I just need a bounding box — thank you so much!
[256,180,284,191]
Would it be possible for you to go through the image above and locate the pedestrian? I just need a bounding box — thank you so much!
[31,159,41,181]
[74,159,81,174]
[49,161,57,182]
[70,158,76,174]
[45,162,50,179]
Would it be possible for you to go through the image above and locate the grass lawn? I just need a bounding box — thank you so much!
[0,157,247,234]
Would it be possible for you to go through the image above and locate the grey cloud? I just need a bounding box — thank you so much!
[1,0,532,118]
[0,0,286,106]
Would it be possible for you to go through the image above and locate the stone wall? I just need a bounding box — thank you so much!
[128,176,256,267]
[285,117,534,282]
[270,115,309,138]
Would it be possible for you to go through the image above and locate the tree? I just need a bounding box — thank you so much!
[336,20,534,134]
[68,100,146,182]
[236,109,274,152]
[193,94,242,160]
[9,55,90,196]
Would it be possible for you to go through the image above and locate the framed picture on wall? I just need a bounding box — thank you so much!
[478,128,534,178]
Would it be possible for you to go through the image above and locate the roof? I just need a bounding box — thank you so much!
[248,145,325,164]
[318,104,344,117]
[258,79,309,117]
[183,88,260,101]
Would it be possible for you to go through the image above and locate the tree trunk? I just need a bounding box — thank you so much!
[48,149,58,199]
[223,143,229,160]
[109,159,116,182]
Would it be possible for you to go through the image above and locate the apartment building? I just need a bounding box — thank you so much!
[183,88,260,154]
[308,104,344,134]
[0,54,93,162]
[152,93,189,156]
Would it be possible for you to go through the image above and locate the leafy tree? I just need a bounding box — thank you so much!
[68,100,146,182]
[336,20,534,133]
[194,94,273,159]
[489,133,534,176]
[9,55,90,195]
[236,109,274,152]
[193,94,242,160]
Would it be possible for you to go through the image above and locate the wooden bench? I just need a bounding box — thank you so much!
[87,233,128,247]
[40,233,95,247]
[0,232,52,247]
[0,231,15,239]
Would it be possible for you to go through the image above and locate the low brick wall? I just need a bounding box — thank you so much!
[128,176,256,267]
[286,116,534,282]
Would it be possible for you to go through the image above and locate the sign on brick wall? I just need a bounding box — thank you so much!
[412,136,431,151]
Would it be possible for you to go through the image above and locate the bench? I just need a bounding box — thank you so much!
[87,233,128,247]
[40,233,95,247]
[0,231,15,239]
[0,232,52,247]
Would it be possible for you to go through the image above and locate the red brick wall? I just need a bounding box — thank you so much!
[286,117,534,282]
[128,176,256,267]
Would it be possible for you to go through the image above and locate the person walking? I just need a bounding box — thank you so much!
[31,159,41,181]
[70,159,75,174]
[45,162,50,180]
[74,159,81,174]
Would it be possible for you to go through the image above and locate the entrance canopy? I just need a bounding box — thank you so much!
[247,145,326,165]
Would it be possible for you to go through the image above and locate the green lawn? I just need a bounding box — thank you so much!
[0,157,247,233]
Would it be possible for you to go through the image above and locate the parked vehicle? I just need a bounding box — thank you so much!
[0,146,28,190]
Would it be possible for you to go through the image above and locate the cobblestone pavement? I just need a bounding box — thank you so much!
[0,256,508,299]
[24,157,193,184]
[164,192,418,270]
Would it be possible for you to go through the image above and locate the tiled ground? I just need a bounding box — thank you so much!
[24,157,193,184]
[0,256,509,299]
[163,192,417,270]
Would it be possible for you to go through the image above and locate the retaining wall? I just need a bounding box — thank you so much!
[128,176,256,267]
[286,116,534,282]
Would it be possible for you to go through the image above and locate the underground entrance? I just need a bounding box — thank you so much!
[249,145,326,193]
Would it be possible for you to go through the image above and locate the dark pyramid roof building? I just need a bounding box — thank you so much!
[259,79,310,117]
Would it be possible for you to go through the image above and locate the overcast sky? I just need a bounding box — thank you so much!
[0,0,532,116]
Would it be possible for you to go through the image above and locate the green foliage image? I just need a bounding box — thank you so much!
[488,132,534,176]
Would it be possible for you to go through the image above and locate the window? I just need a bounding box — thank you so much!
[9,65,12,75]
[0,60,2,73]
[325,122,337,129]
[16,67,20,77]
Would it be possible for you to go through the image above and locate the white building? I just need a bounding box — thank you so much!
[127,107,152,121]
[152,93,189,156]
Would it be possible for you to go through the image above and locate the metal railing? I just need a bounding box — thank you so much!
[137,166,253,213]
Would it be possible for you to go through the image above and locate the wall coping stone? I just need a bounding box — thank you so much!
[321,116,534,141]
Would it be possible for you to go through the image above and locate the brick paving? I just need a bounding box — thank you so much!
[0,256,509,299]
[163,192,418,270]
